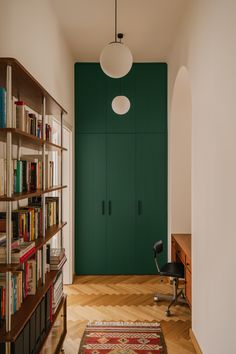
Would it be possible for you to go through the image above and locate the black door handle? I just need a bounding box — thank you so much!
[108,200,112,215]
[102,200,105,215]
[138,200,142,215]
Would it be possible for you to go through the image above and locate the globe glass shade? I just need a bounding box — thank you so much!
[100,42,133,78]
[112,96,131,115]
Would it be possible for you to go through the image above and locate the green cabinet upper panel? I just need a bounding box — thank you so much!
[134,64,167,133]
[75,63,108,133]
[75,63,167,134]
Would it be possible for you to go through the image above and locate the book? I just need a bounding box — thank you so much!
[0,87,6,128]
[0,159,6,196]
[15,101,25,131]
[50,254,66,271]
[28,259,37,295]
[50,248,65,264]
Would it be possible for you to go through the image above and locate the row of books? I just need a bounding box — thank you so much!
[0,248,65,321]
[28,196,59,233]
[15,101,43,139]
[0,206,42,242]
[50,248,66,271]
[0,240,36,264]
[0,88,53,141]
[0,197,58,241]
[0,156,54,196]
[52,271,63,315]
[0,247,40,320]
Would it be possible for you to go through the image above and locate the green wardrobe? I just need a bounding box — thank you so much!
[75,63,167,274]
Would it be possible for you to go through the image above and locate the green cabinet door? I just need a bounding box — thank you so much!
[107,134,135,274]
[75,63,108,133]
[135,133,167,273]
[134,64,167,133]
[75,133,107,274]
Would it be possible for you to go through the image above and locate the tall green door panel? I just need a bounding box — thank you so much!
[107,134,135,273]
[134,64,167,133]
[107,70,135,133]
[75,133,107,274]
[75,64,108,133]
[135,133,167,273]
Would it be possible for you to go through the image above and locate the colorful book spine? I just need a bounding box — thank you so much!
[16,160,23,193]
[0,87,6,128]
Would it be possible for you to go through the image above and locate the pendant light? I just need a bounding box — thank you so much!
[100,0,133,79]
[112,95,131,115]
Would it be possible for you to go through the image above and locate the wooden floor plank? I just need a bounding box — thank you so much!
[63,275,196,354]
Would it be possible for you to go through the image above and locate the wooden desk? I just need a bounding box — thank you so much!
[171,234,192,307]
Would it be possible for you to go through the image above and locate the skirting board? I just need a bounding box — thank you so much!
[189,329,203,354]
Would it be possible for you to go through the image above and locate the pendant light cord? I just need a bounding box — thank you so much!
[115,0,117,42]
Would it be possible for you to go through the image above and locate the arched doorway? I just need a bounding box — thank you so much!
[170,66,192,240]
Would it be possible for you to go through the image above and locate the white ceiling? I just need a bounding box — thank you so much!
[50,0,187,62]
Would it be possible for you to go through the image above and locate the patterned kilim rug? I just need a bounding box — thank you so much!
[79,322,167,354]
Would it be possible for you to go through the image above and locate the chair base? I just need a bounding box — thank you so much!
[154,278,186,316]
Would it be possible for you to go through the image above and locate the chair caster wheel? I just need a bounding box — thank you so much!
[154,296,159,302]
[165,310,171,317]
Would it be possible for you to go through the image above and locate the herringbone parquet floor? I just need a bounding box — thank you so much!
[63,275,196,354]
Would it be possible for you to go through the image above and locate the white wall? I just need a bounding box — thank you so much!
[168,1,236,353]
[170,66,192,234]
[0,0,75,280]
[0,0,74,127]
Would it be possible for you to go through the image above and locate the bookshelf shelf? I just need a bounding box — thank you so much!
[0,222,67,273]
[0,185,67,201]
[0,128,68,151]
[0,58,68,354]
[0,269,66,342]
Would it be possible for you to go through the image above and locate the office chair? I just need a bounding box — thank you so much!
[153,240,186,316]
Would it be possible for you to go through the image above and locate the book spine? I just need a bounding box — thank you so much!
[0,88,6,128]
[19,246,36,263]
[16,160,23,193]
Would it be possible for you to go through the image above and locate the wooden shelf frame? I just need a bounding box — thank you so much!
[0,185,67,201]
[0,222,67,272]
[0,128,67,151]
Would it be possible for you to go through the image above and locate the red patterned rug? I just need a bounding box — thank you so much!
[79,322,167,354]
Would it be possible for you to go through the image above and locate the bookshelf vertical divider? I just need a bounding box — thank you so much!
[6,64,13,354]
[42,96,46,286]
[60,111,63,250]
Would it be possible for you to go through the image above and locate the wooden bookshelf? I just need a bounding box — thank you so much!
[0,185,67,201]
[0,222,67,273]
[0,269,66,342]
[0,58,68,354]
[0,128,67,151]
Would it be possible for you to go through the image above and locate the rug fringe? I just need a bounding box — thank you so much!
[87,321,160,327]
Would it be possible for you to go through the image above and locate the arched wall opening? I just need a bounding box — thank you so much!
[170,66,192,241]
